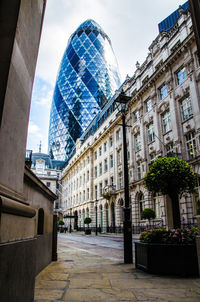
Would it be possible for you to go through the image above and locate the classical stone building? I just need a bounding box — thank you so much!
[61,5,200,232]
[31,151,65,213]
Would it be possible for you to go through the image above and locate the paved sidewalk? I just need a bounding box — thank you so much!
[34,242,200,302]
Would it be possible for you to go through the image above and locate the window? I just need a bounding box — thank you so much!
[83,190,85,201]
[37,208,44,235]
[116,129,121,141]
[146,99,152,112]
[134,110,140,122]
[186,132,196,159]
[181,96,193,121]
[149,153,156,165]
[104,142,107,152]
[166,142,173,156]
[162,111,171,133]
[147,123,155,143]
[117,150,121,165]
[87,170,89,181]
[177,67,187,85]
[127,144,130,161]
[94,166,97,178]
[99,163,102,175]
[105,179,108,187]
[104,158,108,172]
[110,176,114,186]
[99,183,103,197]
[87,188,89,199]
[137,163,141,180]
[83,173,85,183]
[135,133,141,152]
[109,136,113,147]
[138,193,144,219]
[99,147,102,156]
[94,151,97,160]
[95,185,98,199]
[46,182,51,188]
[80,176,82,186]
[160,84,167,100]
[118,172,123,189]
[87,156,90,164]
[110,154,113,168]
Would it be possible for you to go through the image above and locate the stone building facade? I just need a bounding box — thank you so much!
[61,7,200,232]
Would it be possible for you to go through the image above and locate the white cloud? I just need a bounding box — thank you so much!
[28,121,42,135]
[35,89,53,107]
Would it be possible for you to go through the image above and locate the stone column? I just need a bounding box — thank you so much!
[115,203,121,227]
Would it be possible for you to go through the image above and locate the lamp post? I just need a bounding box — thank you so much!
[95,198,98,236]
[114,91,133,264]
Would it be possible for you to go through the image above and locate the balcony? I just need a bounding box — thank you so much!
[102,185,116,200]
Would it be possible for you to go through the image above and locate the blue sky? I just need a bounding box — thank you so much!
[27,0,187,154]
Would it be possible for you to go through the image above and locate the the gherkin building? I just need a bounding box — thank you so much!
[48,19,121,161]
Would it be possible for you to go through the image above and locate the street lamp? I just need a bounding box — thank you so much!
[114,91,133,264]
[95,198,98,236]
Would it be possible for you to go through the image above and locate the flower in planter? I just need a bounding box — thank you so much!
[140,227,200,244]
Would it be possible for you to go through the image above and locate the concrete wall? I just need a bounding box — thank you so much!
[0,0,46,195]
[0,238,36,302]
[0,1,56,301]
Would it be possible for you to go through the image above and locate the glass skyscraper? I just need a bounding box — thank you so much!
[48,19,121,161]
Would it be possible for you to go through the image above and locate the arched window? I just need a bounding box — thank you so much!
[111,202,115,228]
[37,208,44,235]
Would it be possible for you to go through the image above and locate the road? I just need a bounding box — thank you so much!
[58,233,138,262]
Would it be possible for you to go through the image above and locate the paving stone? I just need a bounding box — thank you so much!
[35,280,68,289]
[36,272,69,281]
[63,288,136,302]
[34,289,63,301]
[69,278,111,289]
[69,272,104,279]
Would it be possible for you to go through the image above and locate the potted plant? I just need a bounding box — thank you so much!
[135,227,199,276]
[84,217,92,235]
[58,219,65,233]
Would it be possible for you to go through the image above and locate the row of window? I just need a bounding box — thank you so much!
[94,137,113,159]
[134,95,192,125]
[94,155,114,177]
[134,71,188,122]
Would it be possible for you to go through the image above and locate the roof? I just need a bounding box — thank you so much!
[32,153,65,170]
[158,1,189,33]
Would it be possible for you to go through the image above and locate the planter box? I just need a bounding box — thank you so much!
[135,242,198,276]
[85,229,91,235]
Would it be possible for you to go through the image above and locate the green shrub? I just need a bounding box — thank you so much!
[140,227,199,244]
[58,219,64,226]
[84,217,92,225]
[141,208,156,220]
